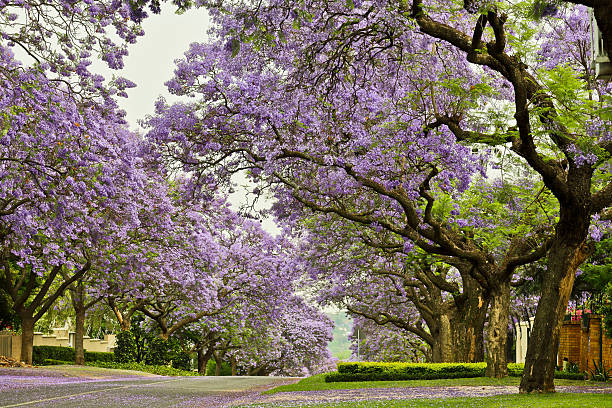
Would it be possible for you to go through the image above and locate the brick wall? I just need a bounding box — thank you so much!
[559,314,612,374]
[558,321,581,367]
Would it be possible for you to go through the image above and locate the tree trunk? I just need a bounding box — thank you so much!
[74,304,86,365]
[231,357,237,376]
[452,281,488,363]
[19,314,35,365]
[485,281,510,378]
[438,313,454,362]
[429,313,454,363]
[520,238,591,392]
[214,354,222,376]
[197,348,213,375]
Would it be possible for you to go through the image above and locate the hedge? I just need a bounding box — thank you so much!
[206,359,233,376]
[32,345,114,365]
[41,359,71,365]
[85,361,200,376]
[85,350,114,363]
[325,362,587,382]
[508,363,585,380]
[33,346,74,364]
[326,362,486,382]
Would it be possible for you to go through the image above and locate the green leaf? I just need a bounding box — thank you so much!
[231,38,240,58]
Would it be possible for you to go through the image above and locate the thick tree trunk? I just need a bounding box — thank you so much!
[429,313,454,363]
[520,238,590,392]
[452,280,488,363]
[19,315,35,365]
[438,314,454,362]
[197,348,214,375]
[74,304,86,365]
[231,357,237,376]
[214,354,222,376]
[485,281,510,378]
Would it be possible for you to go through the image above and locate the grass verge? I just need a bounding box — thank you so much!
[240,393,612,408]
[38,361,198,376]
[264,374,606,394]
[84,361,199,376]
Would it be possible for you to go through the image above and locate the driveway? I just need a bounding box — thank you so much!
[0,366,298,408]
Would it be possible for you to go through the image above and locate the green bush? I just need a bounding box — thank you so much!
[172,351,192,371]
[555,370,586,380]
[206,359,233,376]
[84,350,114,363]
[114,330,137,363]
[144,337,172,366]
[40,359,71,365]
[326,362,487,382]
[507,363,524,377]
[86,361,199,376]
[32,346,75,364]
[507,363,585,380]
[326,362,589,382]
[32,346,115,365]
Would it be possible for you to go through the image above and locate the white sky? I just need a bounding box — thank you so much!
[108,5,211,128]
[102,5,280,235]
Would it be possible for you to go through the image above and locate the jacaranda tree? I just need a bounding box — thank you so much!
[147,0,610,391]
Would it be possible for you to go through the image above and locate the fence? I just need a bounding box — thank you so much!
[0,334,11,357]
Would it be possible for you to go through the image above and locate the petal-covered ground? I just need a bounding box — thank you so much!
[230,385,612,407]
[0,367,296,407]
[1,367,611,408]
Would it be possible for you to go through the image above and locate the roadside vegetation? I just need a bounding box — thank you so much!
[239,393,612,408]
[264,374,604,395]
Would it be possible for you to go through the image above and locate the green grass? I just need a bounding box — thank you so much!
[264,374,605,394]
[84,361,199,376]
[41,361,199,376]
[240,393,612,408]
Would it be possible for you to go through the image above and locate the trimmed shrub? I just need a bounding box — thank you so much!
[206,359,233,376]
[507,363,584,380]
[555,370,587,380]
[326,362,486,382]
[32,346,115,365]
[144,337,171,366]
[32,346,74,364]
[114,330,137,363]
[507,363,524,377]
[172,351,192,371]
[326,362,588,382]
[41,359,71,365]
[84,350,114,363]
[85,361,200,376]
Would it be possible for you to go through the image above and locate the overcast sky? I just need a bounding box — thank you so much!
[101,6,281,235]
[107,5,211,129]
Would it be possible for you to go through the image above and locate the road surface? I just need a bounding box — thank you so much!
[0,366,297,408]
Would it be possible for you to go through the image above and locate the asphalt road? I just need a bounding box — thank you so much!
[0,367,298,408]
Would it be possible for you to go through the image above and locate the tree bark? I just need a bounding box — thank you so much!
[74,303,86,365]
[520,235,591,392]
[231,356,237,376]
[438,313,454,363]
[214,353,222,376]
[452,277,488,363]
[485,281,510,378]
[197,348,213,375]
[70,279,87,366]
[19,314,35,364]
